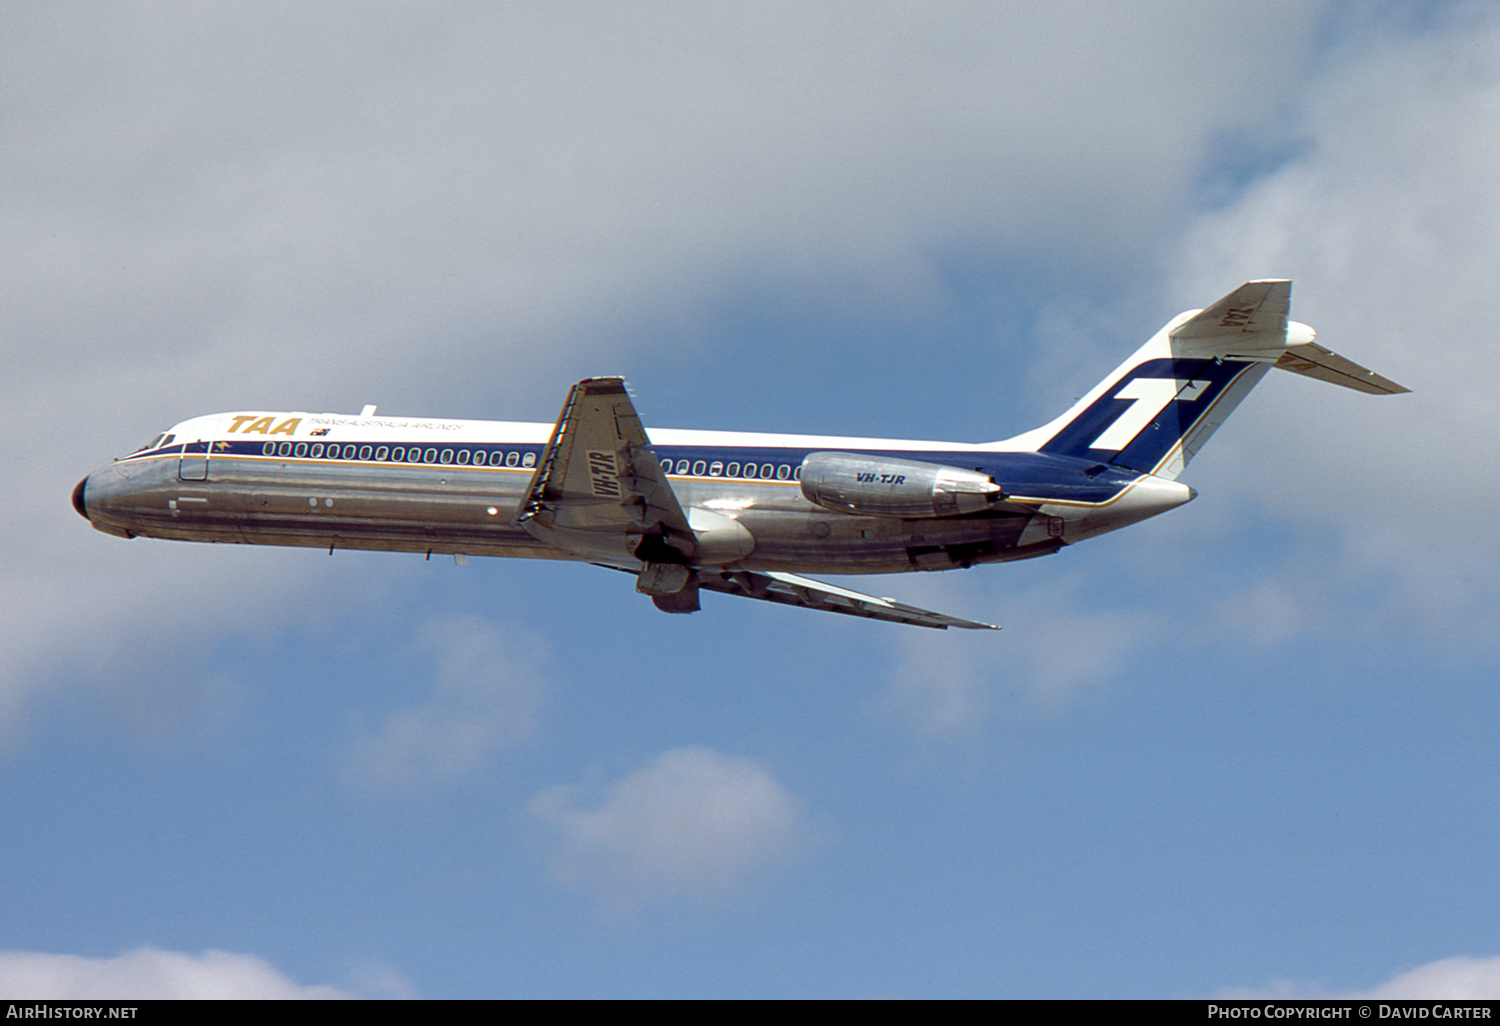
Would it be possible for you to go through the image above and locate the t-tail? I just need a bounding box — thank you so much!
[1003,280,1408,480]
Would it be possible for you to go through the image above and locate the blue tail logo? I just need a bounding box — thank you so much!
[1038,357,1255,474]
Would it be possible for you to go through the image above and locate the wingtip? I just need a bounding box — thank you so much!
[577,376,629,396]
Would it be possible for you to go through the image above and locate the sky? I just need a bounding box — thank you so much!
[3,0,1499,999]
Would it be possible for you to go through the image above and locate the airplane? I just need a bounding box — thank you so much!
[72,280,1406,630]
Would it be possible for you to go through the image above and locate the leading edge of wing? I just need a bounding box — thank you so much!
[698,569,999,630]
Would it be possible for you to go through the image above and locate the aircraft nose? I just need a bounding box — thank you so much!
[72,462,148,538]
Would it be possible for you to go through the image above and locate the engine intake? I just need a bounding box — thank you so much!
[799,451,1002,518]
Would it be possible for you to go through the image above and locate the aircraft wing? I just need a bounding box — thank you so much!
[517,377,696,562]
[695,569,1000,630]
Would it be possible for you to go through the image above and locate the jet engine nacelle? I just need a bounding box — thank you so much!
[799,451,1002,518]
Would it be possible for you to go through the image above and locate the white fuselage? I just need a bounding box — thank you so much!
[74,409,1192,575]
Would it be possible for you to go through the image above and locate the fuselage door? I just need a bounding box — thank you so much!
[178,440,209,481]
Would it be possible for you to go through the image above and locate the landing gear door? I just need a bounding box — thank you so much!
[178,440,209,481]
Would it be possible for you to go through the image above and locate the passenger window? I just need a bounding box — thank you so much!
[375,446,388,461]
[675,459,690,474]
[423,448,438,464]
[310,443,324,458]
[294,442,308,457]
[359,445,373,460]
[343,444,358,459]
[391,447,405,462]
[777,465,790,480]
[506,452,519,467]
[457,450,471,465]
[709,461,724,476]
[692,460,707,476]
[522,452,536,468]
[726,462,740,477]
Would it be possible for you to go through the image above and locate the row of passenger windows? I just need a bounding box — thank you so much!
[257,440,800,481]
[260,440,537,468]
[667,459,799,481]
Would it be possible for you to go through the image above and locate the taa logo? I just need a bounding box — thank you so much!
[226,415,303,436]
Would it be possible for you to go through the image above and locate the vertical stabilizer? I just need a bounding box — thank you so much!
[1005,282,1287,479]
[1004,280,1405,480]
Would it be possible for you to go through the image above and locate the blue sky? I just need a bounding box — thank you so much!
[4,0,1499,999]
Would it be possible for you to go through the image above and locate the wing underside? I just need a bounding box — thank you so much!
[700,570,999,630]
[609,564,998,630]
[516,377,695,562]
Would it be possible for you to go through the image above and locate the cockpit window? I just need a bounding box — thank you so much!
[132,433,166,453]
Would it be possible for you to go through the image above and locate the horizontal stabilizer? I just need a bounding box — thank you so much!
[1169,280,1408,394]
[1275,341,1409,395]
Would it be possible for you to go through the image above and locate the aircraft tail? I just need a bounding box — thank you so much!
[1004,281,1407,480]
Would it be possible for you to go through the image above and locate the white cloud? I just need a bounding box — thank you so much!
[0,535,330,754]
[341,616,546,794]
[529,746,815,912]
[872,572,1159,742]
[879,626,992,743]
[1222,954,1500,1000]
[1358,956,1500,1000]
[0,947,350,1000]
[1,2,1330,404]
[1167,4,1500,650]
